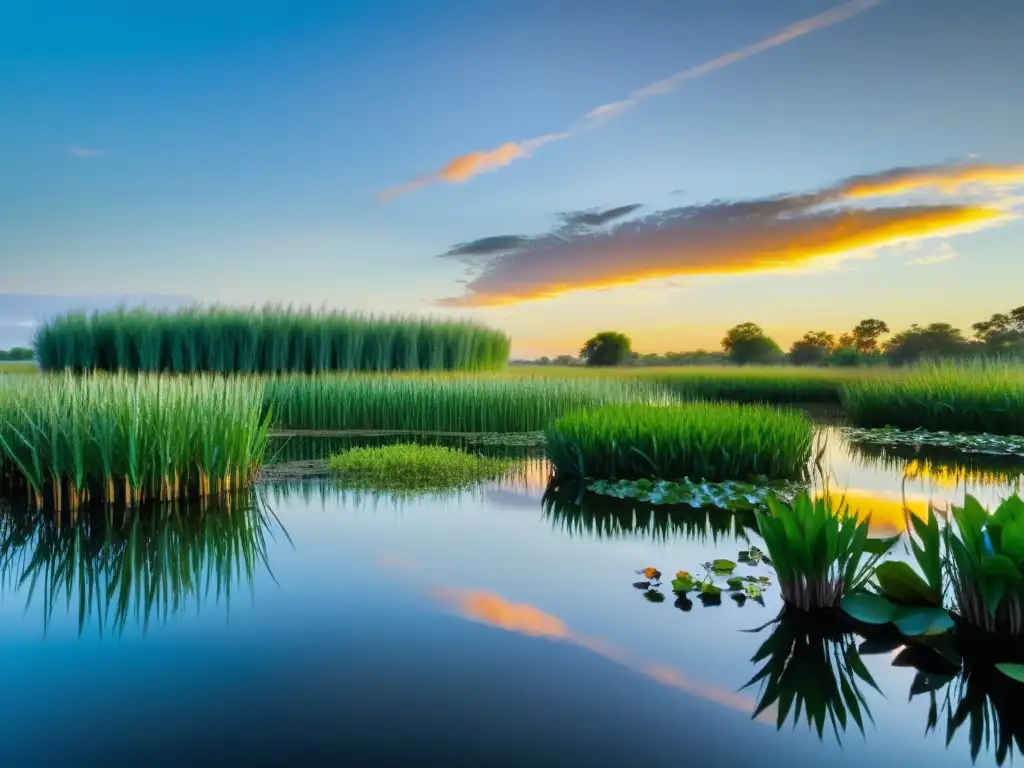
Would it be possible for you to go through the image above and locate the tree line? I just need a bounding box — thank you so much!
[519,305,1024,367]
[0,347,33,362]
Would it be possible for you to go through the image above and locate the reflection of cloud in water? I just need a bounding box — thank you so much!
[829,489,931,537]
[432,587,765,720]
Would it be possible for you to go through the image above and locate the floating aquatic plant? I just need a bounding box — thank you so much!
[843,426,1024,457]
[327,444,517,493]
[587,477,803,509]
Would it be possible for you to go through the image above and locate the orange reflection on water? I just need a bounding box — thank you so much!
[432,587,764,719]
[819,490,930,536]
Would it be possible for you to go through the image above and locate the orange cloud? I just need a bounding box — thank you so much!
[431,586,763,718]
[437,142,527,183]
[435,160,1022,307]
[380,0,882,199]
[838,163,1024,200]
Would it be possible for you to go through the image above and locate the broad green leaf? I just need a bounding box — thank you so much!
[727,577,744,590]
[863,534,901,556]
[980,555,1023,582]
[841,592,898,625]
[995,663,1024,684]
[890,606,954,637]
[700,582,722,596]
[874,561,941,606]
[711,559,737,575]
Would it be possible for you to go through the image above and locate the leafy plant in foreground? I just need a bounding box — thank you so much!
[755,492,899,611]
[946,495,1024,636]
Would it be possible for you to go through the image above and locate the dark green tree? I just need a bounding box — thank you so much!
[972,306,1024,354]
[721,323,782,365]
[580,332,632,367]
[884,323,969,365]
[789,331,836,366]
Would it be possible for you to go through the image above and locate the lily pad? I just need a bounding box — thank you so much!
[841,593,898,625]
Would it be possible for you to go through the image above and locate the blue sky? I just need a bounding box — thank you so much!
[2,0,1023,357]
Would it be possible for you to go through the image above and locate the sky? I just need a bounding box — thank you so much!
[2,0,1023,358]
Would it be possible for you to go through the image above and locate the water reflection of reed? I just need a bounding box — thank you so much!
[846,441,1024,493]
[264,458,551,512]
[0,490,288,635]
[541,481,757,543]
[267,432,546,464]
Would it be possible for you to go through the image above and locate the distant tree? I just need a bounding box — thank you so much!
[884,323,969,365]
[580,332,632,367]
[851,319,890,354]
[721,323,782,365]
[973,306,1024,354]
[789,331,836,366]
[552,354,577,366]
[0,347,32,361]
[537,356,551,365]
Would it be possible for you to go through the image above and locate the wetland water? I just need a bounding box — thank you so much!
[0,423,1022,765]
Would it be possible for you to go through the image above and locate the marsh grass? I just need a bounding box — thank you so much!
[0,373,270,509]
[0,491,287,635]
[327,444,517,492]
[513,365,873,403]
[34,306,510,373]
[265,373,655,432]
[842,359,1024,435]
[544,402,813,482]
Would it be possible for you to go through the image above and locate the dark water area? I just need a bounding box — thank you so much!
[1,425,1024,765]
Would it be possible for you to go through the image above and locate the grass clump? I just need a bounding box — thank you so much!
[842,359,1024,435]
[327,444,516,492]
[266,373,654,432]
[543,402,813,482]
[0,373,270,509]
[34,305,510,373]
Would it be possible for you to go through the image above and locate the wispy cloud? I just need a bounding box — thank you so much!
[436,161,1024,307]
[68,147,106,158]
[907,242,958,266]
[380,0,883,200]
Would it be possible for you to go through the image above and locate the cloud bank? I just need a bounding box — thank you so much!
[380,0,883,199]
[436,161,1024,307]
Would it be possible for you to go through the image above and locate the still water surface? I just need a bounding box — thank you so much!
[0,425,1021,765]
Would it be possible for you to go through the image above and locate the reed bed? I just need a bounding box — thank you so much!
[34,306,510,373]
[0,373,270,509]
[543,402,813,482]
[842,359,1024,435]
[264,373,657,433]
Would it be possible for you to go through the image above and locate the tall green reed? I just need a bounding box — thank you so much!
[0,372,270,509]
[544,402,813,482]
[34,305,511,373]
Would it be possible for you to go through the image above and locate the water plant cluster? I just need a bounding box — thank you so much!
[841,359,1024,435]
[544,402,813,483]
[34,306,511,373]
[327,444,517,492]
[0,373,270,509]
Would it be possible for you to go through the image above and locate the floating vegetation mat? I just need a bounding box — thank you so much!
[843,427,1024,457]
[587,478,804,510]
[327,444,518,493]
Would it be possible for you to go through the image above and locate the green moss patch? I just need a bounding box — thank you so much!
[327,444,516,492]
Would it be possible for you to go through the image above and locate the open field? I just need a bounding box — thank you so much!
[510,364,878,403]
[0,361,38,375]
